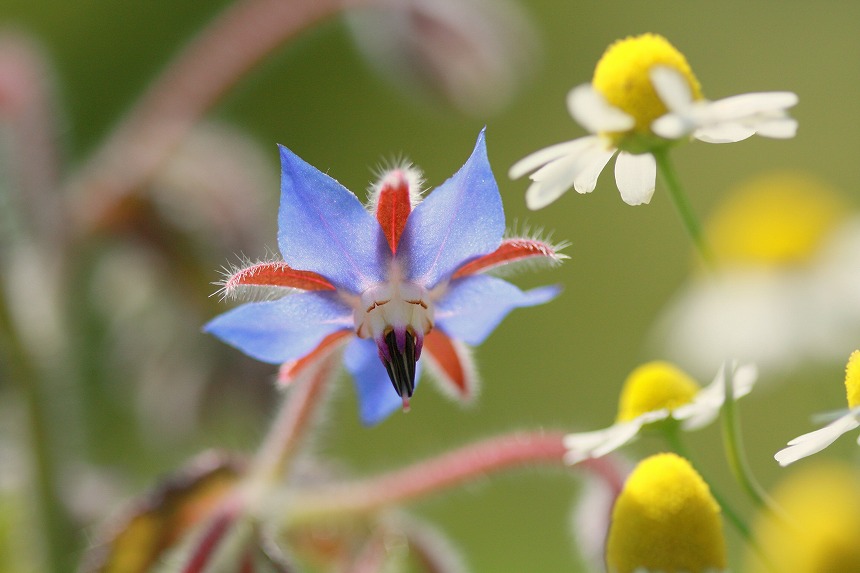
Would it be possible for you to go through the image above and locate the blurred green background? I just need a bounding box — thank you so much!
[3,1,860,571]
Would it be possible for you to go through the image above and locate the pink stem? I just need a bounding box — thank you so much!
[182,503,242,573]
[0,33,64,246]
[287,431,624,523]
[249,345,342,483]
[67,0,381,235]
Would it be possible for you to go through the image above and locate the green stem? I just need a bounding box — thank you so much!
[721,363,775,511]
[0,284,76,572]
[653,147,715,268]
[661,426,751,543]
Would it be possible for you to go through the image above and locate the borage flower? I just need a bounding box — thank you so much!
[205,131,563,425]
[509,33,797,209]
[775,350,860,466]
[564,361,756,464]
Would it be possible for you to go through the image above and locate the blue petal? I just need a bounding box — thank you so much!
[435,275,560,345]
[204,292,353,364]
[343,337,421,426]
[398,129,504,288]
[277,145,389,293]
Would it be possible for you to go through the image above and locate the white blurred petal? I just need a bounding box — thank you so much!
[509,137,593,179]
[675,362,758,430]
[652,112,694,139]
[650,66,693,112]
[694,122,757,143]
[753,117,798,139]
[614,152,656,205]
[567,84,634,133]
[563,410,668,464]
[705,92,798,123]
[573,147,616,194]
[775,412,860,466]
[524,136,607,209]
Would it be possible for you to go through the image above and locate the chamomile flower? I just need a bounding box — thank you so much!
[605,453,727,573]
[654,172,860,378]
[744,461,860,572]
[509,33,797,209]
[775,351,860,466]
[564,361,756,465]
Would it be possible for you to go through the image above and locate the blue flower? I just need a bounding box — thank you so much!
[205,130,563,425]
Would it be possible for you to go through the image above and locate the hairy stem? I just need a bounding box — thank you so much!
[285,431,622,525]
[247,346,341,487]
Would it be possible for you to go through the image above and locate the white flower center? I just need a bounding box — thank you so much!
[354,281,435,346]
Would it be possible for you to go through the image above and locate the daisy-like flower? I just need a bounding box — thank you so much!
[605,452,727,573]
[654,171,860,379]
[205,130,563,425]
[744,461,860,572]
[564,361,756,464]
[509,33,798,209]
[775,350,860,466]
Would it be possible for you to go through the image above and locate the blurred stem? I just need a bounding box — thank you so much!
[662,425,752,545]
[68,0,384,237]
[653,147,715,268]
[0,283,75,572]
[284,431,615,526]
[721,363,777,512]
[247,350,340,487]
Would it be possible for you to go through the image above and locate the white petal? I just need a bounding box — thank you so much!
[573,147,616,194]
[652,112,694,140]
[694,122,757,143]
[650,66,693,112]
[614,152,657,205]
[526,179,570,210]
[525,137,608,209]
[563,410,667,464]
[753,117,798,139]
[675,362,758,431]
[705,92,798,123]
[509,138,589,179]
[567,84,634,133]
[774,413,860,466]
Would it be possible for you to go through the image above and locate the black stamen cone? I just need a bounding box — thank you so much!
[383,330,416,398]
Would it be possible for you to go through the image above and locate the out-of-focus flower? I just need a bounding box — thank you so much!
[570,455,630,572]
[745,461,860,572]
[206,131,563,425]
[653,172,860,378]
[775,350,860,466]
[564,361,756,465]
[509,33,797,209]
[346,0,538,117]
[605,452,726,573]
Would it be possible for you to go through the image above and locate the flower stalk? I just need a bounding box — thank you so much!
[283,431,621,526]
[653,147,715,267]
[0,285,75,573]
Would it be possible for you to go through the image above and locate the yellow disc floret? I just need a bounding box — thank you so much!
[845,350,860,409]
[707,172,848,268]
[616,361,700,423]
[744,461,860,573]
[606,452,726,573]
[593,33,702,134]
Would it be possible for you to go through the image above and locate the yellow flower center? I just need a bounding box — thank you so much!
[593,33,702,135]
[616,361,700,423]
[606,453,726,573]
[707,172,848,268]
[744,462,860,573]
[845,350,860,409]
